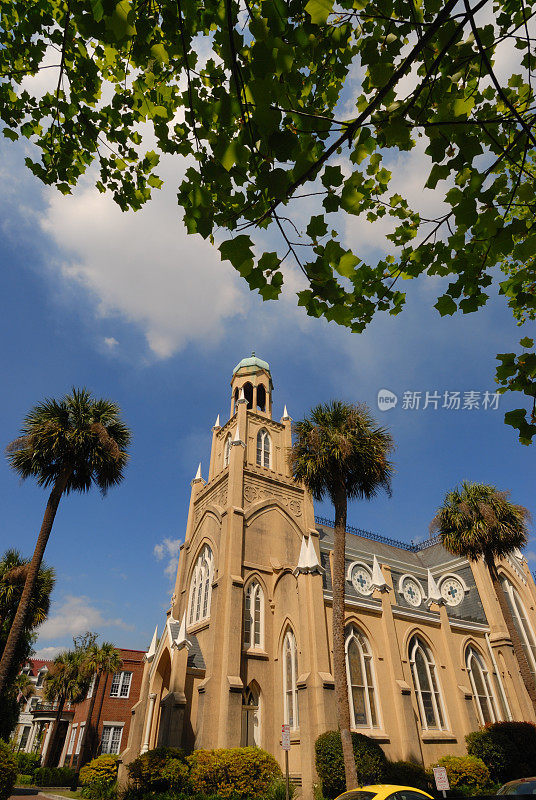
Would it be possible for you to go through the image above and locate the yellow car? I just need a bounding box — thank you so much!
[335,785,434,800]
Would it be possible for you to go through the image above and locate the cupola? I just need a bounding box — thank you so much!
[230,352,273,418]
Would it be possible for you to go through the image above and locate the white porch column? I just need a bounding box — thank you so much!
[41,721,54,760]
[26,722,38,753]
[141,693,157,754]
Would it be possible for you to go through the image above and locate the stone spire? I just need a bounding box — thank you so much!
[145,626,158,662]
[282,405,291,420]
[427,569,443,606]
[213,414,220,429]
[295,535,324,575]
[371,555,390,592]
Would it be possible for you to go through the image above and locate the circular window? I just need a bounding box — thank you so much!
[441,576,464,606]
[351,565,373,596]
[402,577,423,607]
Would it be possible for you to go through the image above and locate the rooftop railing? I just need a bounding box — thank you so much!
[314,516,442,553]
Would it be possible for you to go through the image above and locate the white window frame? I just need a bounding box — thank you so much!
[67,723,77,755]
[283,629,299,731]
[244,581,264,650]
[187,545,214,626]
[409,636,447,731]
[224,434,232,467]
[256,429,271,468]
[466,646,499,725]
[109,671,132,698]
[100,723,124,755]
[345,625,380,729]
[75,723,85,755]
[502,576,536,677]
[35,668,47,688]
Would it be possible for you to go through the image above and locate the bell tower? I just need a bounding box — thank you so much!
[229,352,273,418]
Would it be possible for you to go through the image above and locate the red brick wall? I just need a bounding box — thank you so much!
[66,648,145,767]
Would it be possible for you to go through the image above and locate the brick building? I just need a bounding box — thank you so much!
[13,648,145,769]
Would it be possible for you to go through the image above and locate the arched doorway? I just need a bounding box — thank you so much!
[241,684,260,747]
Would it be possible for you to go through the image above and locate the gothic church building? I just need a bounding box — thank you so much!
[123,355,536,797]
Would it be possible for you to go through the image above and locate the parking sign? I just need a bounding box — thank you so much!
[281,724,291,751]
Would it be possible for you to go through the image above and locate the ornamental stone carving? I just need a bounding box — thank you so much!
[244,479,302,517]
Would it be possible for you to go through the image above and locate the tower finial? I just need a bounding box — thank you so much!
[282,405,291,421]
[213,414,220,429]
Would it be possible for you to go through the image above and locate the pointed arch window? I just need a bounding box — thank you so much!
[188,545,214,626]
[466,647,499,724]
[345,626,379,729]
[224,433,232,468]
[257,429,271,468]
[501,576,536,678]
[244,581,264,649]
[409,636,446,730]
[283,629,299,730]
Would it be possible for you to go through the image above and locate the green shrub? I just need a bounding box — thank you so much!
[433,756,492,795]
[315,731,387,799]
[466,721,536,783]
[13,751,40,776]
[80,755,119,787]
[0,741,17,800]
[187,747,282,800]
[265,779,296,800]
[16,774,33,786]
[34,765,76,787]
[127,747,187,793]
[384,760,433,792]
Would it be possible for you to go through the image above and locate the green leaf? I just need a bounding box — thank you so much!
[435,295,457,316]
[336,251,359,278]
[306,215,328,239]
[219,235,254,277]
[304,0,334,24]
[150,43,169,64]
[520,337,534,348]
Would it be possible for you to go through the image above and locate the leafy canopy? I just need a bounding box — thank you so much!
[289,400,394,503]
[431,480,531,562]
[6,387,131,494]
[1,0,535,437]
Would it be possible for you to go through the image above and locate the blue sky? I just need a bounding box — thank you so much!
[0,121,534,659]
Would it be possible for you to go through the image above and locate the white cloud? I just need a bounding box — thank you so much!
[103,336,119,350]
[154,537,182,580]
[33,645,64,660]
[36,594,133,641]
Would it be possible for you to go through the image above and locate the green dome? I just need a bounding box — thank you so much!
[233,352,270,375]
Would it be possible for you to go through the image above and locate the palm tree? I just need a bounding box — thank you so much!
[42,649,90,767]
[0,388,131,696]
[13,672,35,704]
[0,550,54,738]
[431,481,534,708]
[289,401,394,791]
[78,642,123,765]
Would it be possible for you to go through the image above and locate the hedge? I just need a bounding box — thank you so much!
[466,721,536,783]
[384,760,433,792]
[433,756,492,795]
[13,751,40,777]
[34,766,77,787]
[187,747,282,800]
[315,731,387,799]
[0,741,17,800]
[127,747,188,794]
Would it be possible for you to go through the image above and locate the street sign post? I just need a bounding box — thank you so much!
[281,724,291,800]
[433,766,450,798]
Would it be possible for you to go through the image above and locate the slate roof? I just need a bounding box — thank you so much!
[318,523,487,625]
[187,633,205,670]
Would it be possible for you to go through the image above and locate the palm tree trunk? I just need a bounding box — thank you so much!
[486,555,536,711]
[332,488,358,790]
[0,471,71,696]
[92,672,109,758]
[43,694,66,768]
[79,671,100,768]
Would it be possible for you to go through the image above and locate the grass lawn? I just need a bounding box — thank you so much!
[40,790,84,799]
